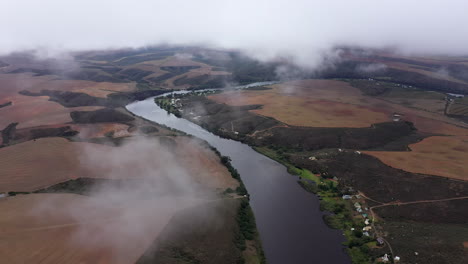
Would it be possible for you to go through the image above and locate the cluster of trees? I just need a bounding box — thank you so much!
[155,98,182,117]
[234,200,266,264]
[220,156,247,195]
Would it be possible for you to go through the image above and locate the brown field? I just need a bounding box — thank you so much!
[209,79,468,135]
[135,56,230,88]
[172,137,238,190]
[164,66,230,89]
[210,80,390,128]
[348,52,468,85]
[71,123,131,138]
[0,73,135,98]
[0,72,138,129]
[382,98,446,114]
[0,193,195,264]
[0,94,103,129]
[363,136,468,180]
[402,114,468,136]
[447,103,468,116]
[385,61,468,85]
[0,137,106,192]
[0,136,236,192]
[138,56,205,67]
[102,136,238,190]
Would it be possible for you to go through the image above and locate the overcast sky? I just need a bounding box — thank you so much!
[2,0,468,65]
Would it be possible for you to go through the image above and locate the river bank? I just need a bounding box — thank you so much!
[126,90,351,264]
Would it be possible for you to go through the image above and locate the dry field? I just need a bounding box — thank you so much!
[210,80,390,128]
[385,61,468,84]
[172,137,238,190]
[0,73,134,98]
[211,79,467,180]
[209,79,468,135]
[0,136,236,192]
[71,123,131,138]
[0,193,195,264]
[134,56,230,89]
[447,102,468,116]
[381,98,446,114]
[363,136,468,180]
[348,52,468,85]
[0,137,107,192]
[0,94,103,129]
[0,73,136,129]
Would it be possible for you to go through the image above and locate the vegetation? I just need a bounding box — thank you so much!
[207,145,264,264]
[70,108,135,123]
[0,101,12,108]
[1,122,18,145]
[192,52,280,84]
[235,199,266,264]
[137,200,246,264]
[8,178,126,196]
[154,97,182,117]
[220,155,247,195]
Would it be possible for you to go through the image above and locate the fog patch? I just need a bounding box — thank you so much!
[30,136,220,263]
[356,63,387,73]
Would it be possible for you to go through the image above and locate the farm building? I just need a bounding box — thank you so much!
[381,254,389,262]
[377,237,385,245]
[342,195,352,200]
[447,93,465,98]
[392,113,403,122]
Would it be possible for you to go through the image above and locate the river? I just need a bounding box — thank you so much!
[126,85,350,264]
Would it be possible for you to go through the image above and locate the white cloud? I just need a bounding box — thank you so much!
[1,0,468,66]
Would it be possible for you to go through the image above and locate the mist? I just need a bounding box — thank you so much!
[30,136,224,263]
[2,0,468,67]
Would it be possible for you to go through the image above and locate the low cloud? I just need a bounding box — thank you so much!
[30,137,220,263]
[2,0,468,67]
[356,63,387,73]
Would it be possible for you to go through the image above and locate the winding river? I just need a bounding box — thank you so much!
[126,84,350,264]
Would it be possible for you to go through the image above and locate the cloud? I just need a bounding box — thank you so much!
[2,0,468,67]
[356,63,387,73]
[29,137,220,263]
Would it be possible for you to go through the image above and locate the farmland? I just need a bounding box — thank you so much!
[1,46,468,264]
[0,193,195,264]
[0,136,238,193]
[208,79,468,136]
[364,136,468,180]
[210,80,389,128]
[174,74,468,263]
[0,47,259,264]
[0,137,104,192]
